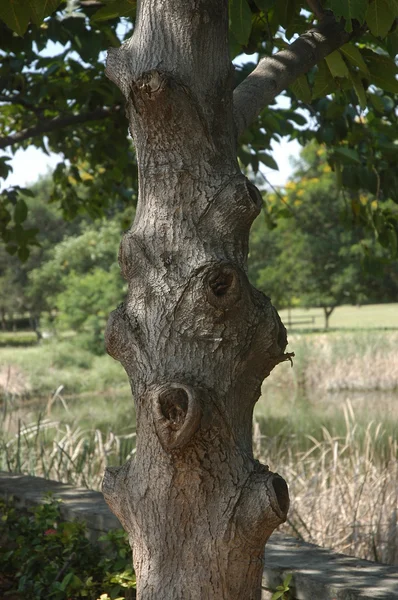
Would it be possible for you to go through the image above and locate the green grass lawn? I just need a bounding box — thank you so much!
[278,302,398,331]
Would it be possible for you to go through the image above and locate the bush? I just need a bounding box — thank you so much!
[0,331,38,347]
[0,495,136,599]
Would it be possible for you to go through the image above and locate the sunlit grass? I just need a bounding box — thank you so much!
[278,302,398,331]
[0,339,128,398]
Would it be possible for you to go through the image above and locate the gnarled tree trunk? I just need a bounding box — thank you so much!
[102,1,348,598]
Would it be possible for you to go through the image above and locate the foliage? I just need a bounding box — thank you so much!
[271,573,292,600]
[0,2,137,258]
[27,212,126,352]
[54,266,125,353]
[0,331,38,346]
[0,494,136,599]
[0,176,84,322]
[249,143,398,327]
[0,0,397,256]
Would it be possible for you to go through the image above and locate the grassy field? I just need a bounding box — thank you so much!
[279,302,398,330]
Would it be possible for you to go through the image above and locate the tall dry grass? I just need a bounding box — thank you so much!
[0,416,136,490]
[268,330,398,394]
[254,400,398,565]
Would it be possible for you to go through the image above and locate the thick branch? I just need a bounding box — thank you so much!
[0,106,120,150]
[233,17,350,136]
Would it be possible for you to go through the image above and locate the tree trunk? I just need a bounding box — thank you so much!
[323,306,335,330]
[103,1,292,598]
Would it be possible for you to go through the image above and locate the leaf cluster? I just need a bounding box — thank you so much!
[0,0,397,256]
[249,142,398,313]
[0,494,136,599]
[0,2,137,257]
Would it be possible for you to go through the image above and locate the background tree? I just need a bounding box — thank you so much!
[250,143,398,328]
[1,1,398,599]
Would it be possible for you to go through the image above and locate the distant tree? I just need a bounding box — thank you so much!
[0,176,83,327]
[54,266,124,353]
[28,216,127,345]
[250,143,398,328]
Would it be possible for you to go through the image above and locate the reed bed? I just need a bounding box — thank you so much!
[254,401,398,565]
[266,330,398,394]
[0,417,136,490]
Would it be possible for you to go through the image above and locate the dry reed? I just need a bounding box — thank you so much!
[255,400,398,565]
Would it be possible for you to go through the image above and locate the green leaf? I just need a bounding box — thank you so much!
[283,573,293,588]
[60,571,74,591]
[365,51,398,94]
[366,0,396,38]
[325,0,367,31]
[325,50,350,78]
[17,246,29,262]
[334,147,361,164]
[0,0,62,35]
[275,0,295,29]
[27,0,62,26]
[312,60,336,99]
[340,44,369,75]
[290,74,312,103]
[253,0,276,10]
[229,0,252,45]
[0,0,30,36]
[14,199,28,224]
[271,591,285,600]
[369,92,385,113]
[259,152,279,170]
[350,71,367,109]
[91,0,136,22]
[285,111,307,125]
[385,29,398,58]
[387,226,397,257]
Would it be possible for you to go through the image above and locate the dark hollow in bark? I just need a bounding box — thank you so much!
[102,1,296,598]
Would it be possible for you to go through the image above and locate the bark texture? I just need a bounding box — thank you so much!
[103,1,292,598]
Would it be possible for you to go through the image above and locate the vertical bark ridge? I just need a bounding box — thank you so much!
[103,1,291,598]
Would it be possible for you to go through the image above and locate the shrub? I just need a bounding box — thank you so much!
[0,495,136,599]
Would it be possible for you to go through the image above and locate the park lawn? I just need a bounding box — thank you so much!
[278,302,398,331]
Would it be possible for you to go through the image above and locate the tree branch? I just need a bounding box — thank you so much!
[233,17,350,137]
[0,106,121,150]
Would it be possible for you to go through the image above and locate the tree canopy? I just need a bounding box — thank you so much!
[0,0,397,258]
[250,142,398,327]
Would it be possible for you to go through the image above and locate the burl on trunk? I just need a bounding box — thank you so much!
[102,1,291,598]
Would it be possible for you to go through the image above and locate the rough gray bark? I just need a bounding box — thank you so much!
[102,1,347,598]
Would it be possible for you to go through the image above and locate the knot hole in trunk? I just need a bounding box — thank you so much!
[206,264,241,309]
[153,383,202,452]
[272,474,289,517]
